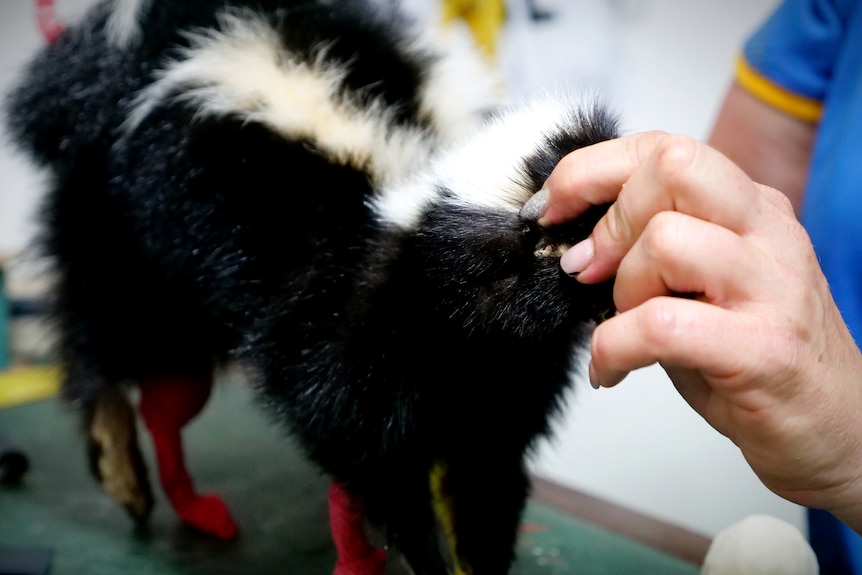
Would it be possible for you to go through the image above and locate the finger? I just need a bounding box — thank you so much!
[576,135,771,284]
[589,296,754,389]
[540,131,668,226]
[612,211,764,312]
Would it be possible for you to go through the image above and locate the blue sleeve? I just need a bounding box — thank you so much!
[743,0,855,101]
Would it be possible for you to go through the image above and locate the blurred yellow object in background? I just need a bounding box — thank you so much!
[441,0,506,58]
[0,366,60,408]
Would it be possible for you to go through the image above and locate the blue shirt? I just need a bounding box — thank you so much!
[741,0,862,571]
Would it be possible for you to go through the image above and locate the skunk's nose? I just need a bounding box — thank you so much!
[521,219,584,260]
[521,203,611,260]
[532,235,573,259]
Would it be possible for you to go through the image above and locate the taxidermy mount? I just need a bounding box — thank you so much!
[5,0,619,573]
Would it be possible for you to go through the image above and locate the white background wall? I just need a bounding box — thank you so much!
[1,0,798,539]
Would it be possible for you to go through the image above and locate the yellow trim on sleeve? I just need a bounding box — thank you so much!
[736,55,823,122]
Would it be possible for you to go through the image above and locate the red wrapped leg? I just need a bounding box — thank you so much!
[138,374,238,540]
[329,482,387,575]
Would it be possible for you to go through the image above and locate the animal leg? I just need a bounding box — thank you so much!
[87,386,154,521]
[328,481,387,575]
[440,459,530,574]
[354,472,450,575]
[137,373,238,540]
[383,478,450,575]
[429,463,468,575]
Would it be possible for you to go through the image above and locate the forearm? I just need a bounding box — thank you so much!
[708,82,817,215]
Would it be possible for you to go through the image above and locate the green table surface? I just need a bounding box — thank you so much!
[0,383,698,575]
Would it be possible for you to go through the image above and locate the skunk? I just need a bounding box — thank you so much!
[5,0,618,573]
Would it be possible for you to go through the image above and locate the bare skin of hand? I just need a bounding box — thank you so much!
[540,132,862,533]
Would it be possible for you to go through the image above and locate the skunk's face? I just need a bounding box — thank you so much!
[370,97,620,341]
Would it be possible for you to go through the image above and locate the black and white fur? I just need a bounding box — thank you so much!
[5,0,618,572]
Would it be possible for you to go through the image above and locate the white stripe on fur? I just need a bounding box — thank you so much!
[122,10,440,187]
[371,93,599,229]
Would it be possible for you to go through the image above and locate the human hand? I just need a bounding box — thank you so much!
[535,132,862,529]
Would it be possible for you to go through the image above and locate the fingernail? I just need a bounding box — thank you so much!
[588,362,601,389]
[520,187,549,222]
[560,237,594,276]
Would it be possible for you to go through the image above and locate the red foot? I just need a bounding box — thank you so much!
[329,482,387,575]
[138,373,239,540]
[176,493,238,541]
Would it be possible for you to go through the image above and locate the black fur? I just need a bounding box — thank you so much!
[5,0,619,572]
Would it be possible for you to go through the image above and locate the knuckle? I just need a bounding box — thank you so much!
[632,130,670,164]
[767,186,795,214]
[755,322,799,380]
[758,183,799,222]
[638,298,679,349]
[654,134,699,184]
[642,211,684,261]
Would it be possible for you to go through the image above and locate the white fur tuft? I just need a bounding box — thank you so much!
[106,0,152,48]
[371,92,602,229]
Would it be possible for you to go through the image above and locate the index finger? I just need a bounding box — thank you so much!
[574,134,771,284]
[540,131,668,226]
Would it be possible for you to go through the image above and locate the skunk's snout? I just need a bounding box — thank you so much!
[521,221,583,260]
[522,203,611,260]
[531,229,572,259]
